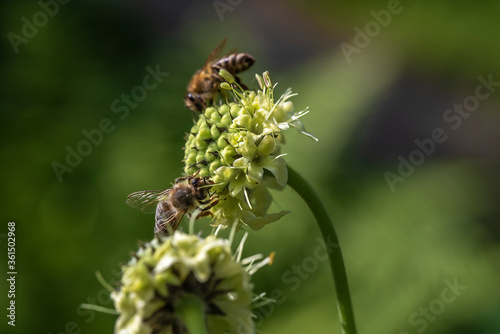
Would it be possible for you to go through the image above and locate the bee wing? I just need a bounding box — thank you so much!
[224,47,238,56]
[154,210,186,235]
[201,38,227,70]
[126,189,171,214]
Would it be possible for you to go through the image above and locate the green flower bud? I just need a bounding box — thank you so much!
[263,71,272,88]
[255,73,264,90]
[111,231,273,334]
[220,82,232,90]
[218,69,235,84]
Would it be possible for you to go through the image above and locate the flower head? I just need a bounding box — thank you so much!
[111,231,272,334]
[183,71,316,229]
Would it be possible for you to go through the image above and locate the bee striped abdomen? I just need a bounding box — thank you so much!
[211,53,255,77]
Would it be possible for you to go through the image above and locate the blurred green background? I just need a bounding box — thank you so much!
[1,0,500,333]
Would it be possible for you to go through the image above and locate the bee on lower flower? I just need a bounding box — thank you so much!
[126,173,218,235]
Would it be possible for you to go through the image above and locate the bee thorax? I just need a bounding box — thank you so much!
[171,187,195,210]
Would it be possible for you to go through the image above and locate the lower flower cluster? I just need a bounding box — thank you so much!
[111,232,257,334]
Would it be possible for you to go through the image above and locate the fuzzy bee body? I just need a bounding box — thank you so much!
[184,38,255,113]
[126,174,218,235]
[211,53,255,83]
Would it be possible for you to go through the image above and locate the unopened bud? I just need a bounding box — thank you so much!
[220,82,232,90]
[255,74,264,90]
[263,71,272,88]
[219,69,235,84]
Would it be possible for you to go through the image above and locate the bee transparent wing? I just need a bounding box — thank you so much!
[154,210,186,235]
[126,189,171,214]
[202,38,227,70]
[224,47,238,57]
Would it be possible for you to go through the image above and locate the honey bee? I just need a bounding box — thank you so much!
[184,38,255,113]
[126,173,218,235]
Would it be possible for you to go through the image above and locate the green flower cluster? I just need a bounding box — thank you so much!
[183,71,316,230]
[104,69,319,334]
[111,231,257,334]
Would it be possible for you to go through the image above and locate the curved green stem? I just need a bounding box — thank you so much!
[287,165,357,334]
[176,294,209,334]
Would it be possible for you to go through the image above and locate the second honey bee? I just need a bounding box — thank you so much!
[126,173,218,235]
[184,38,255,113]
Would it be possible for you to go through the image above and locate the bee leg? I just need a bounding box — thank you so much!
[188,199,218,219]
[177,171,201,186]
[198,198,209,205]
[196,210,214,218]
[208,199,219,207]
[198,196,216,205]
[174,176,189,184]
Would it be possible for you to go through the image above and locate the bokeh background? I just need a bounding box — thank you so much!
[1,0,500,333]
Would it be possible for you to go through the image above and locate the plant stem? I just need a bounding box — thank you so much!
[287,165,357,334]
[176,294,209,334]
